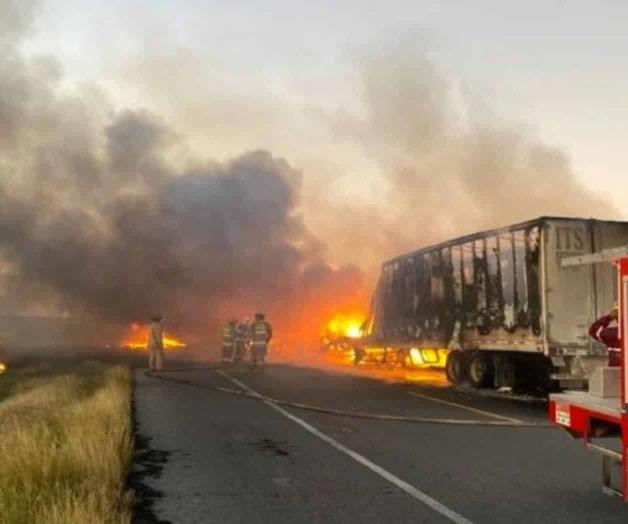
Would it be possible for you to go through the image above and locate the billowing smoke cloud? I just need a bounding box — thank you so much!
[0,1,619,349]
[317,42,618,266]
[119,38,618,273]
[0,1,364,342]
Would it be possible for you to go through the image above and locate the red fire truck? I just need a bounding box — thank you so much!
[548,246,628,500]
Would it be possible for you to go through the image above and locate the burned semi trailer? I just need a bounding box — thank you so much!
[360,217,628,389]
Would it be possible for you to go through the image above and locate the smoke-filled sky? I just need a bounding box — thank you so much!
[1,0,626,334]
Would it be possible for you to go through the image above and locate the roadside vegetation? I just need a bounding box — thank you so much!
[0,358,133,524]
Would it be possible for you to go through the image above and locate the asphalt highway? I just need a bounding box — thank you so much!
[133,363,628,523]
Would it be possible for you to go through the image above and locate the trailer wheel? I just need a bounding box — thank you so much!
[468,352,493,388]
[445,351,466,385]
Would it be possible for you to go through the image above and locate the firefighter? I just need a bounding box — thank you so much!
[250,312,273,366]
[222,319,237,363]
[234,318,251,362]
[589,305,620,367]
[147,314,164,371]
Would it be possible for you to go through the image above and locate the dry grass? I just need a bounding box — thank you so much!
[0,360,133,524]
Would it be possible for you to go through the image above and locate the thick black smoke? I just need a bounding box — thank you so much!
[0,1,363,332]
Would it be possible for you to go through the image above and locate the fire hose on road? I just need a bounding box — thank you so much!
[145,367,554,428]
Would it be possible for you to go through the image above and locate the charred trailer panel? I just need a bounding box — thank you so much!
[362,217,628,389]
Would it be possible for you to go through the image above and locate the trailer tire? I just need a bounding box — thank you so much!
[468,352,493,388]
[445,351,466,385]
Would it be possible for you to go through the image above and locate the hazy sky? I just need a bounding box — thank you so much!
[17,0,628,265]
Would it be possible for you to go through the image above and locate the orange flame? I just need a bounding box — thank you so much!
[120,323,187,351]
[324,313,364,340]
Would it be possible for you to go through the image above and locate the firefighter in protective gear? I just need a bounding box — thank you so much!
[250,312,273,366]
[234,318,251,362]
[147,314,164,371]
[589,304,620,367]
[222,319,237,363]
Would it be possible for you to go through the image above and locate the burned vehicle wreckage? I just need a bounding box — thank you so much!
[356,217,628,390]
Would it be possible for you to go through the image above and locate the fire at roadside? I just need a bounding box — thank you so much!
[119,323,187,351]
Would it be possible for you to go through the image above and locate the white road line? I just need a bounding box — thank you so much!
[407,391,523,424]
[217,370,473,524]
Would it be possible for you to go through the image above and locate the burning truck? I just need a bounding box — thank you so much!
[349,217,628,390]
[321,314,365,363]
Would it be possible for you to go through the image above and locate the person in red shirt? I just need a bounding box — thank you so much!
[589,305,620,366]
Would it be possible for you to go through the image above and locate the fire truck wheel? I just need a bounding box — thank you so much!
[445,351,466,385]
[467,352,493,388]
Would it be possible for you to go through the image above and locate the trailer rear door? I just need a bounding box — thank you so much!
[544,219,593,347]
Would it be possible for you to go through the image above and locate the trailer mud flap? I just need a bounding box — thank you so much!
[493,354,515,388]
